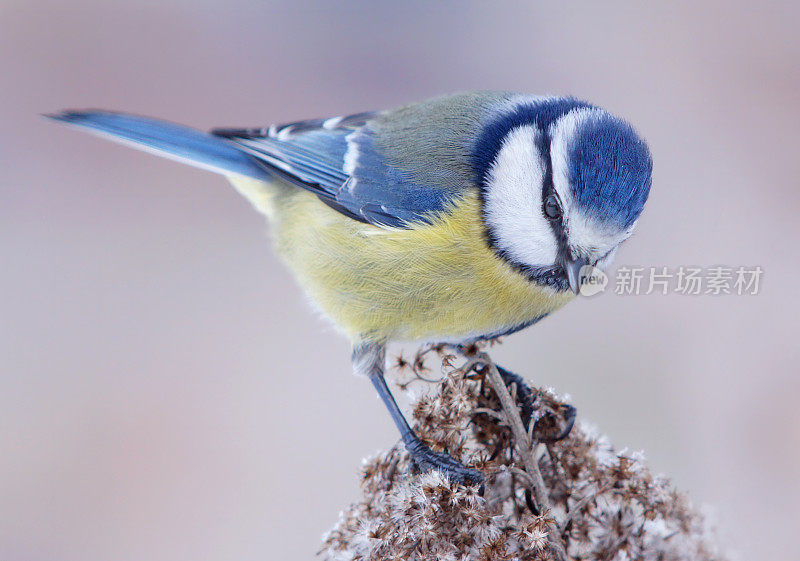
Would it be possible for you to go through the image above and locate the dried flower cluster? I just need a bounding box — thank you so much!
[321,345,726,561]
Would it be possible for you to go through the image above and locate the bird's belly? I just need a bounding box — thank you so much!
[228,177,573,343]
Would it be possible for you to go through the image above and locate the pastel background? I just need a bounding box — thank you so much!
[2,2,798,560]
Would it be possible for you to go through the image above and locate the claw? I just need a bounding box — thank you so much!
[539,403,577,442]
[406,439,484,486]
[495,365,577,442]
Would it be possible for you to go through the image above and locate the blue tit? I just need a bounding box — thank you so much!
[48,91,652,484]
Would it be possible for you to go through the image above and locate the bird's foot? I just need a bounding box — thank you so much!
[496,365,577,442]
[405,437,484,486]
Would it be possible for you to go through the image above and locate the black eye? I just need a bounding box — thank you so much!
[544,195,562,220]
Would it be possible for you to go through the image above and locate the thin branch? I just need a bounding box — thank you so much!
[472,351,568,561]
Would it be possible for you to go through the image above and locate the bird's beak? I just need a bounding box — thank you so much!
[565,257,590,296]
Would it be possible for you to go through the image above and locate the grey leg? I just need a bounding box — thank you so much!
[353,343,483,486]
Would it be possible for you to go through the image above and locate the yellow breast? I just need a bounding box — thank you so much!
[228,177,574,343]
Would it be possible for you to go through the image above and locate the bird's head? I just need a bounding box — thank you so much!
[474,98,652,294]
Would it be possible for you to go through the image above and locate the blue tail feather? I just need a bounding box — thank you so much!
[46,111,273,181]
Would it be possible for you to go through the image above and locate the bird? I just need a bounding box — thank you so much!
[48,91,652,485]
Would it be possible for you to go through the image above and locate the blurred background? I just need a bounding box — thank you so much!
[1,1,798,560]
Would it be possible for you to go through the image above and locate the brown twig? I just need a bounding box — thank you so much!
[468,351,568,561]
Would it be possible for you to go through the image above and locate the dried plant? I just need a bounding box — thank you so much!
[321,344,726,561]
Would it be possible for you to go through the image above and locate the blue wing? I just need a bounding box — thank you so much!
[212,112,463,227]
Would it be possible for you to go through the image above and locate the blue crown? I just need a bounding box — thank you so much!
[472,97,591,186]
[567,113,652,228]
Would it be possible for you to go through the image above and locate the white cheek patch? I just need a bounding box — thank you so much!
[564,210,634,257]
[483,125,558,268]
